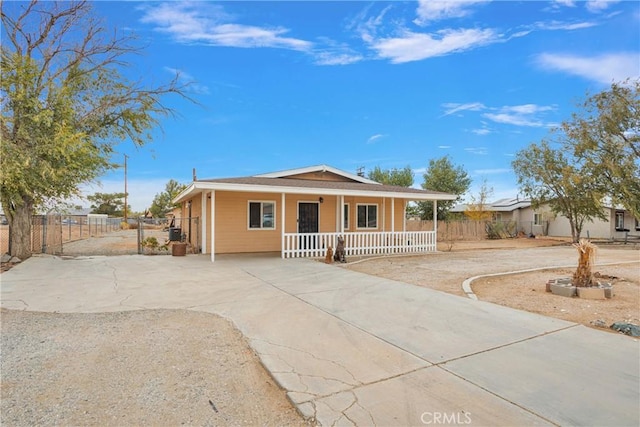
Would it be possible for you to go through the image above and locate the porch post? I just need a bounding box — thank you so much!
[403,201,407,231]
[210,190,215,262]
[201,191,208,254]
[281,193,286,259]
[433,199,438,240]
[340,195,345,233]
[391,198,395,232]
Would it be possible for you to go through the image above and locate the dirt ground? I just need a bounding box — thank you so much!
[0,309,309,427]
[472,265,639,331]
[346,237,640,335]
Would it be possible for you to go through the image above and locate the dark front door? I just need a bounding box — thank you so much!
[298,202,319,233]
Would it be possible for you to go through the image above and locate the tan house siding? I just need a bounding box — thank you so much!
[215,191,282,253]
[184,192,412,254]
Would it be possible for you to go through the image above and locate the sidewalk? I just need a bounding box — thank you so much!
[1,253,639,426]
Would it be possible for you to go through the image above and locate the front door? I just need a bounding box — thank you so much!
[298,202,319,233]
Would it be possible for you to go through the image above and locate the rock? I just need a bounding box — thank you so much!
[610,322,640,337]
[1,253,11,263]
[9,256,22,264]
[590,319,607,328]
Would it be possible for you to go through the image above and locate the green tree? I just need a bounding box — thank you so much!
[87,192,128,216]
[418,156,471,220]
[0,1,191,259]
[367,165,414,187]
[512,140,606,243]
[149,179,187,217]
[563,79,640,220]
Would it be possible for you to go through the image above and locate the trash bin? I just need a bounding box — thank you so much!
[172,242,187,256]
[169,227,182,241]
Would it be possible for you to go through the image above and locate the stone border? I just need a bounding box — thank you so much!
[462,261,639,300]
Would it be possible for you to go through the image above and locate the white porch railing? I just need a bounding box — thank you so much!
[282,231,436,259]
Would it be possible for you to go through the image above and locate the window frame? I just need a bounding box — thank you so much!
[248,200,276,230]
[356,203,378,230]
[533,213,542,226]
[615,211,625,231]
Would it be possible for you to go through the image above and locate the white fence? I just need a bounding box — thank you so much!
[283,231,437,258]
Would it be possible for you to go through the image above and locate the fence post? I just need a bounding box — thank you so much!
[41,215,47,254]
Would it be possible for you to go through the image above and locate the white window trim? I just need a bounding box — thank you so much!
[615,211,625,230]
[356,203,379,230]
[248,200,276,230]
[344,203,350,230]
[533,213,542,226]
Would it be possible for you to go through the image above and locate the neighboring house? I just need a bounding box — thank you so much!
[452,198,638,240]
[173,164,457,261]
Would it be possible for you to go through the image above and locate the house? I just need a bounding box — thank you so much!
[452,198,639,240]
[173,164,457,261]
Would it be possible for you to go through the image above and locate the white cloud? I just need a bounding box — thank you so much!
[414,0,490,26]
[367,134,386,144]
[473,168,511,175]
[534,20,597,31]
[483,113,545,127]
[438,145,451,149]
[482,104,556,127]
[536,52,640,84]
[371,28,499,63]
[472,128,491,135]
[464,147,488,155]
[586,0,620,13]
[441,102,486,116]
[552,0,577,7]
[139,2,312,52]
[164,67,210,95]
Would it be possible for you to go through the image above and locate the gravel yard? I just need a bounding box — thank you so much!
[1,309,308,426]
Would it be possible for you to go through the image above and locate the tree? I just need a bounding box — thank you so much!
[87,192,128,216]
[367,165,414,187]
[512,140,606,243]
[464,179,494,221]
[418,156,471,220]
[0,1,191,259]
[149,179,187,217]
[563,79,640,220]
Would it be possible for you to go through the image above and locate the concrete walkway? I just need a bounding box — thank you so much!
[1,253,639,426]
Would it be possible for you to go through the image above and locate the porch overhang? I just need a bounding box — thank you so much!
[174,180,457,205]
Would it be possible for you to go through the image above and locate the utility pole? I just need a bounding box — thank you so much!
[124,154,128,221]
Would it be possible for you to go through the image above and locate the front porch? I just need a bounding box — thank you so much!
[283,230,437,258]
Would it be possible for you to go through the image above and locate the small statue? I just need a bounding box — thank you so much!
[325,246,333,264]
[333,236,346,263]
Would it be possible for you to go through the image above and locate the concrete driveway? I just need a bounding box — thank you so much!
[1,252,639,426]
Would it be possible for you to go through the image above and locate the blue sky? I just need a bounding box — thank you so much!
[79,0,639,212]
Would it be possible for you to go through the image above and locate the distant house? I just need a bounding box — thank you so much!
[173,164,457,261]
[452,198,639,240]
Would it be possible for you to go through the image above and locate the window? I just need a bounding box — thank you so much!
[248,201,275,229]
[615,211,625,230]
[357,204,378,229]
[533,213,542,226]
[344,204,349,230]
